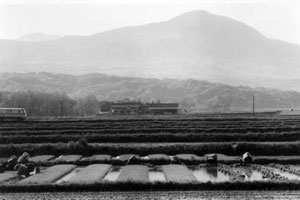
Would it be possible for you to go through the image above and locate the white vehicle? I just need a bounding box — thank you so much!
[0,108,27,121]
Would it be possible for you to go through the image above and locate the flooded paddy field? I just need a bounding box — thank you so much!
[2,163,300,188]
[3,116,300,193]
[1,191,300,200]
[54,163,300,184]
[189,165,229,182]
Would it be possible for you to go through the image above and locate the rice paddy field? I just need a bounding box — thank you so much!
[64,164,112,184]
[2,114,300,196]
[1,163,300,190]
[3,115,300,157]
[18,165,76,185]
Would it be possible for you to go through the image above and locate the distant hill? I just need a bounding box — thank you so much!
[0,10,300,91]
[1,72,300,111]
[19,33,61,42]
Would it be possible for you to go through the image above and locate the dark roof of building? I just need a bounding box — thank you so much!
[148,103,179,108]
[111,102,141,105]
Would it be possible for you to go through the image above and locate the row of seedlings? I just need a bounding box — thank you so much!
[252,164,288,181]
[268,163,300,176]
[218,164,245,181]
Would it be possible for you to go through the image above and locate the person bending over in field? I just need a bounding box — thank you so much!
[0,155,18,173]
[0,152,40,175]
[17,152,30,164]
[14,163,39,177]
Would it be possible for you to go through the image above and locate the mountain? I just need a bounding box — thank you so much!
[1,72,300,111]
[0,10,300,90]
[19,33,61,42]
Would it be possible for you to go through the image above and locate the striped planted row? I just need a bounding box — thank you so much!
[117,165,149,182]
[3,127,300,136]
[66,164,112,184]
[162,165,197,183]
[19,164,76,184]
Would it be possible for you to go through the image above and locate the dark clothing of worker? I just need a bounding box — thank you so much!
[15,162,36,177]
[0,155,18,173]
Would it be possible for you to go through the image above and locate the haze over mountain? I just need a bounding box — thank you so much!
[0,10,300,90]
[1,72,300,111]
[19,33,61,42]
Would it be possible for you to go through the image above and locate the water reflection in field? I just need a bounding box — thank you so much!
[149,166,166,182]
[233,167,267,181]
[56,167,84,184]
[189,166,230,182]
[103,166,121,181]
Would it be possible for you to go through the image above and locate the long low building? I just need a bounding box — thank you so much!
[111,102,142,115]
[110,102,179,115]
[148,103,179,114]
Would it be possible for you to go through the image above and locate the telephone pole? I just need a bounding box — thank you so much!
[252,95,255,116]
[60,100,63,117]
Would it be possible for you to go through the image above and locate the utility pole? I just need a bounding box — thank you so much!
[60,100,63,117]
[252,95,255,116]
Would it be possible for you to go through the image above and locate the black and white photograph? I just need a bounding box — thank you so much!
[0,0,300,199]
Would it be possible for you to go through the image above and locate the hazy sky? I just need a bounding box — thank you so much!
[0,0,300,45]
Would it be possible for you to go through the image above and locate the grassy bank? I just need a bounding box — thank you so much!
[1,181,300,192]
[2,132,300,144]
[2,142,300,157]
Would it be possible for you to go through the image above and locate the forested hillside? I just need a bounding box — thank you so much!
[1,72,300,115]
[0,91,100,116]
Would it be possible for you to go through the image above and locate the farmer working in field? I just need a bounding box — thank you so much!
[0,152,39,177]
[17,152,30,164]
[14,163,36,177]
[0,155,18,172]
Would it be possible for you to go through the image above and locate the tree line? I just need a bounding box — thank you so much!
[0,91,105,116]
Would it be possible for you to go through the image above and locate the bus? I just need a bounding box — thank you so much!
[0,108,27,121]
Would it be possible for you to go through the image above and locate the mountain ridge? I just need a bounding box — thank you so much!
[19,33,61,42]
[0,10,300,91]
[1,72,300,111]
